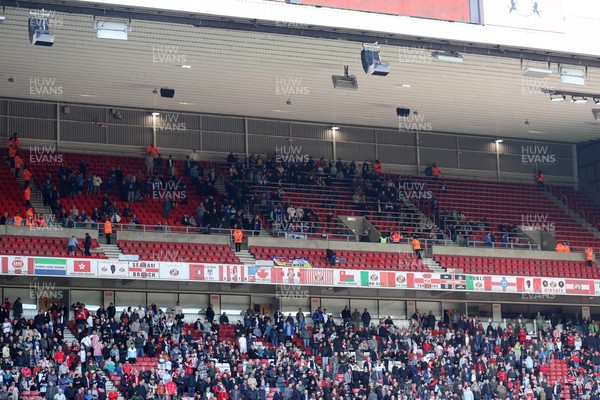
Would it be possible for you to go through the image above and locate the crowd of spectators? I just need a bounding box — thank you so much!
[3,297,599,400]
[27,146,260,235]
[225,152,444,241]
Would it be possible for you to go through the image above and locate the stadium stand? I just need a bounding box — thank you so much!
[22,149,228,228]
[0,157,29,218]
[551,186,600,231]
[0,235,106,258]
[0,301,595,400]
[434,254,598,278]
[413,177,600,249]
[119,240,241,264]
[250,245,429,271]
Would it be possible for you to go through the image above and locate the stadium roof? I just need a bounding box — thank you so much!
[1,1,600,143]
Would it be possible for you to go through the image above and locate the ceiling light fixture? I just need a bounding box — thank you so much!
[181,65,192,69]
[332,65,358,90]
[431,51,463,63]
[151,111,160,116]
[331,126,339,131]
[560,65,587,86]
[94,17,131,40]
[520,59,552,78]
[495,139,503,143]
[550,94,565,102]
[571,96,588,104]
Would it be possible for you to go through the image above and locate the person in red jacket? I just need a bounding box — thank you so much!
[166,380,177,398]
[54,347,65,364]
[107,387,119,400]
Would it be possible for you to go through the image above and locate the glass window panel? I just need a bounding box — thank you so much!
[379,300,406,321]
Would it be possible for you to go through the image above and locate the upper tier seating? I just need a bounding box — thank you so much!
[250,245,430,271]
[0,235,106,258]
[23,150,221,226]
[0,155,29,217]
[251,182,426,239]
[119,240,241,264]
[551,186,600,231]
[414,177,600,248]
[434,254,597,278]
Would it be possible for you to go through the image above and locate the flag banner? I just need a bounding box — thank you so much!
[97,261,129,277]
[1,254,600,298]
[220,265,246,282]
[335,270,360,287]
[566,279,595,295]
[159,262,190,280]
[128,261,160,279]
[272,257,312,268]
[395,272,410,289]
[466,275,489,291]
[1,256,34,275]
[379,272,396,288]
[189,264,220,281]
[493,276,519,292]
[300,268,333,285]
[246,266,272,283]
[284,232,307,240]
[540,278,564,295]
[34,258,67,276]
[413,273,441,290]
[273,267,302,284]
[440,274,467,290]
[360,271,380,287]
[67,259,96,276]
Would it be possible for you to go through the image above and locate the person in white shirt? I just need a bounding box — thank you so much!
[2,319,12,334]
[189,150,200,162]
[54,388,67,400]
[238,334,248,354]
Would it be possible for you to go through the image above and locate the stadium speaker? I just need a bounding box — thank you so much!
[361,43,390,76]
[396,108,410,117]
[160,88,175,98]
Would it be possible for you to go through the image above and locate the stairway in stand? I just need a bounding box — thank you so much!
[547,358,570,399]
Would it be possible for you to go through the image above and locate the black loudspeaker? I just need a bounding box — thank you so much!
[396,108,410,117]
[160,88,175,98]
